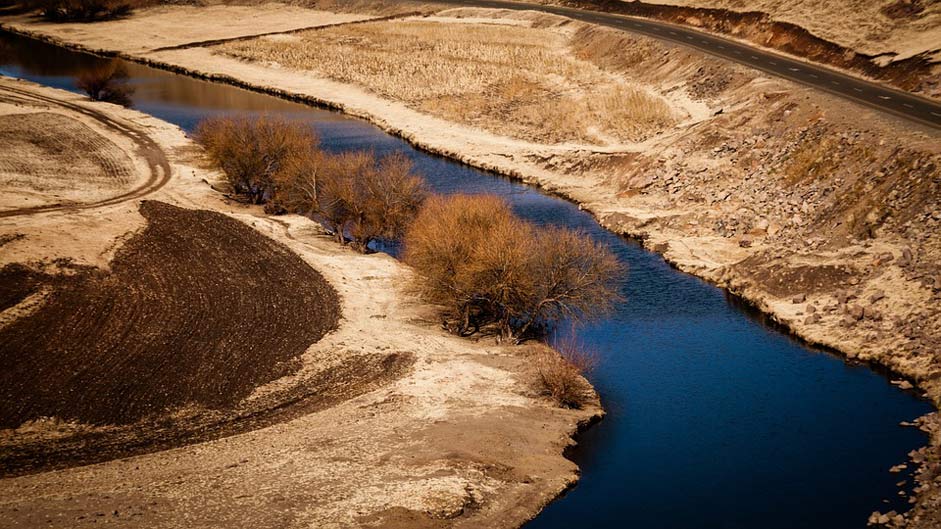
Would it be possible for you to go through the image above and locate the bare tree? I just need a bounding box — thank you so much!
[195,115,320,205]
[316,151,426,252]
[515,226,624,339]
[315,150,374,245]
[404,194,624,341]
[271,146,325,216]
[76,60,135,106]
[404,194,515,335]
[351,152,427,251]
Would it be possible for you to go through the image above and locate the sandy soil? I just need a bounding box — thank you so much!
[0,111,136,211]
[0,77,600,527]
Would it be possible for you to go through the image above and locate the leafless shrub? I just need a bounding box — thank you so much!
[195,115,320,205]
[195,115,426,251]
[404,194,624,341]
[403,194,517,335]
[535,336,598,408]
[268,142,326,216]
[516,226,625,338]
[75,60,134,106]
[29,0,139,21]
[350,152,427,251]
[314,150,375,244]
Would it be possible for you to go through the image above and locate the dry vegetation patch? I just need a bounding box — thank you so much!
[214,15,678,145]
[403,194,624,342]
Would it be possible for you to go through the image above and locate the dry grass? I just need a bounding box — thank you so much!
[534,337,597,408]
[215,18,677,145]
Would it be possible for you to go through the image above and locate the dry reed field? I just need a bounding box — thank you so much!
[215,17,678,145]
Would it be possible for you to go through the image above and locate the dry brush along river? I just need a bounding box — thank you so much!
[0,30,934,529]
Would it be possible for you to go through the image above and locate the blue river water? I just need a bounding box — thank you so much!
[0,30,932,529]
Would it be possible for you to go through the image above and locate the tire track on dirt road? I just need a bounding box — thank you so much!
[0,82,172,218]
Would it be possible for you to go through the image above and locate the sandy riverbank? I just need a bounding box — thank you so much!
[0,76,601,528]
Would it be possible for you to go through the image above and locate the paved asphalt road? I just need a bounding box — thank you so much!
[435,0,941,130]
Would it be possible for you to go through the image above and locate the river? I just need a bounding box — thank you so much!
[0,30,933,529]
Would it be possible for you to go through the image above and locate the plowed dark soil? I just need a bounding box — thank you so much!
[0,200,339,428]
[0,263,43,312]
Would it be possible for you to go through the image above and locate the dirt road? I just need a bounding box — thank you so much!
[436,0,941,129]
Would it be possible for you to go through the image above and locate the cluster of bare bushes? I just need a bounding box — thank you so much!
[403,194,624,343]
[196,116,321,205]
[23,0,140,21]
[196,116,621,406]
[76,60,134,106]
[196,116,426,252]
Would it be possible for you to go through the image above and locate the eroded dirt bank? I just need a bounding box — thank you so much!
[3,3,937,525]
[0,76,600,528]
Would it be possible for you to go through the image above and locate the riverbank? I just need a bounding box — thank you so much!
[0,76,601,528]
[2,2,940,525]
[5,5,936,393]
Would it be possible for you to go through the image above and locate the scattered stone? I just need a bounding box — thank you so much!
[804,314,821,325]
[792,293,806,303]
[738,235,752,248]
[848,305,865,320]
[875,252,895,266]
[898,248,913,267]
[870,290,885,304]
[806,305,816,314]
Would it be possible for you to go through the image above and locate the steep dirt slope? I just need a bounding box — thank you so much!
[550,0,941,97]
